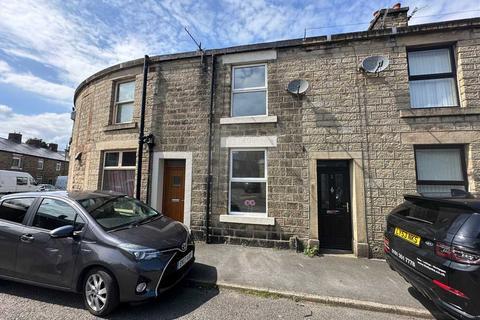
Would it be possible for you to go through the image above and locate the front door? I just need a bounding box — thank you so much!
[317,160,352,251]
[162,160,185,222]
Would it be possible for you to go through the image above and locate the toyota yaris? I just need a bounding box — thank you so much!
[0,191,195,316]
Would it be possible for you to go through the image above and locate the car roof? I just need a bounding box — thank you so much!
[1,190,127,201]
[404,194,480,212]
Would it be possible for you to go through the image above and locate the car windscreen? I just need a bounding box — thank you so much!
[77,196,161,231]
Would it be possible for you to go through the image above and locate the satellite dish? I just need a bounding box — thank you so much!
[287,79,309,95]
[360,56,389,73]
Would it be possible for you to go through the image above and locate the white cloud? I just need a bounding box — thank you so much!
[0,104,71,149]
[0,0,478,108]
[0,60,74,104]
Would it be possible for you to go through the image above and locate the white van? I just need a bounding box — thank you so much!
[54,175,68,190]
[0,170,37,194]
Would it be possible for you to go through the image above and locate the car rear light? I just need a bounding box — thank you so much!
[432,279,469,299]
[435,242,480,265]
[384,236,390,253]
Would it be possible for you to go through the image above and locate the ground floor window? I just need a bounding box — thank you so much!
[102,150,136,196]
[229,149,267,215]
[414,145,467,196]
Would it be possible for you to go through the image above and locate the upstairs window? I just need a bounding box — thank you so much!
[408,47,458,108]
[38,159,44,170]
[114,81,135,123]
[232,65,267,117]
[415,145,467,196]
[102,150,136,197]
[56,162,61,171]
[229,149,267,215]
[11,155,22,169]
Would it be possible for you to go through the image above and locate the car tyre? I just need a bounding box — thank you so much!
[83,268,119,317]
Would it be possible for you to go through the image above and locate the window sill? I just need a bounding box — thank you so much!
[104,122,137,131]
[220,115,277,125]
[219,214,275,225]
[399,107,480,118]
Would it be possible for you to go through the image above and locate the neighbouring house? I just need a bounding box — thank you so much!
[0,133,69,185]
[69,4,480,258]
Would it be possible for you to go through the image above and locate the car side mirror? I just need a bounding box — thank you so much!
[50,225,74,238]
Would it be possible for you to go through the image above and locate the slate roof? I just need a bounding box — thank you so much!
[0,137,68,162]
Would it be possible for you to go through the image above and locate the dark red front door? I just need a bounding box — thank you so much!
[162,160,185,222]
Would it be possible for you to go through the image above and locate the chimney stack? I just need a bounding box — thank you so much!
[7,132,22,144]
[26,138,42,148]
[368,3,409,31]
[48,143,58,152]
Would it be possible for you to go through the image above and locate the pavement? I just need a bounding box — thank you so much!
[187,243,441,318]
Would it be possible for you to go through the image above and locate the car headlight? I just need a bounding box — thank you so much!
[118,243,161,261]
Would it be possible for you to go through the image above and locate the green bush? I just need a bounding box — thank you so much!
[303,245,319,257]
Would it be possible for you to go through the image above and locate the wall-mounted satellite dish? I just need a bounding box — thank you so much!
[287,79,309,95]
[359,56,389,73]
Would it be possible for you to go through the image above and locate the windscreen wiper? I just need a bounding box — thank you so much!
[405,215,434,225]
[137,214,162,225]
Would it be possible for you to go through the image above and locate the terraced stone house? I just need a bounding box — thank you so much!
[68,5,480,258]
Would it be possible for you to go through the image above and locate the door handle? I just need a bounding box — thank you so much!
[346,202,350,213]
[20,234,34,243]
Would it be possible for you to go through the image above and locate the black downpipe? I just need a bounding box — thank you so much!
[135,55,149,200]
[205,54,216,243]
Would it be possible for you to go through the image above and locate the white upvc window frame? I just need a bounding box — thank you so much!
[11,154,22,169]
[228,148,268,217]
[101,150,136,189]
[38,159,44,170]
[113,80,135,124]
[231,63,268,118]
[55,162,61,171]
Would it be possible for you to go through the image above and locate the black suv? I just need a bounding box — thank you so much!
[0,191,194,316]
[385,194,480,320]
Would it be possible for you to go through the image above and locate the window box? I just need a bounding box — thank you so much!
[414,145,467,196]
[220,115,277,125]
[231,64,267,117]
[407,46,459,109]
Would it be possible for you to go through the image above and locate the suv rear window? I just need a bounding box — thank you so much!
[395,202,472,232]
[0,198,35,223]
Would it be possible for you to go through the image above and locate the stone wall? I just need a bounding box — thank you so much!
[70,21,480,258]
[0,151,68,184]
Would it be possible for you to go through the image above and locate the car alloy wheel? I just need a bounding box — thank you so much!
[85,273,108,312]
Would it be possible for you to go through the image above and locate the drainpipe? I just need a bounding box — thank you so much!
[205,54,216,243]
[135,55,149,200]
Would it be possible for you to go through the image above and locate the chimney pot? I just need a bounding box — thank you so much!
[392,3,401,9]
[48,143,58,152]
[26,138,42,148]
[7,132,22,143]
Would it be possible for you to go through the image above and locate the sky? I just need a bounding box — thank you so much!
[0,0,479,149]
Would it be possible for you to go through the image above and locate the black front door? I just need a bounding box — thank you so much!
[317,160,352,251]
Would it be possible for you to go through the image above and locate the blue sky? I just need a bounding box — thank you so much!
[0,0,479,149]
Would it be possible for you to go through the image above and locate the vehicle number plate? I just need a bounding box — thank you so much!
[177,251,193,270]
[394,227,421,247]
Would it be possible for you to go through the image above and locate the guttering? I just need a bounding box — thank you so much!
[135,55,149,200]
[205,54,216,243]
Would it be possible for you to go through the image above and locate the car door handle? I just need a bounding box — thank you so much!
[20,234,34,243]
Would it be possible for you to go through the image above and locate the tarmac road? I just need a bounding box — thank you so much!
[0,279,441,320]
